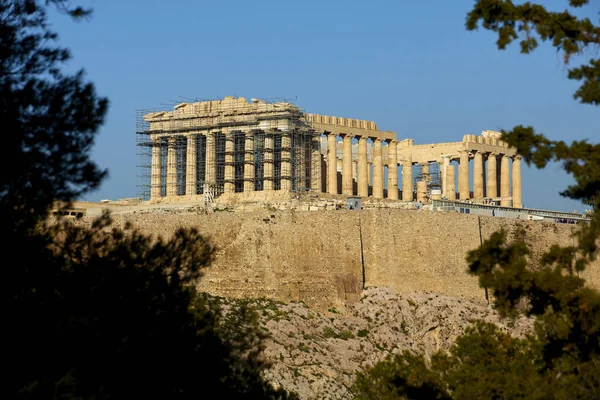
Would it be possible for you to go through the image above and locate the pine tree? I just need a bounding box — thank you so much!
[1,2,294,398]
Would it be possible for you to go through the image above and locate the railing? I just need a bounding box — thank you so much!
[431,199,591,222]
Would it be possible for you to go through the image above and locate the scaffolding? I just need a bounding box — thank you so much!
[136,108,165,200]
[136,97,320,201]
[413,162,441,198]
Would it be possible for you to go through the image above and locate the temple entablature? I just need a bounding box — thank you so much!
[306,113,396,141]
[462,130,511,148]
[397,130,516,164]
[396,138,414,149]
[143,96,305,135]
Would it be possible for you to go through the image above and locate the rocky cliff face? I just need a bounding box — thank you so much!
[227,287,532,400]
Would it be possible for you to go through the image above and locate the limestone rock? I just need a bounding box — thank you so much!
[248,287,532,400]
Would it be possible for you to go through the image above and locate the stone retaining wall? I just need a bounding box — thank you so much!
[103,209,599,310]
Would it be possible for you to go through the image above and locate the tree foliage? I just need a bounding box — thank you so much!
[355,321,599,399]
[1,1,293,398]
[352,1,599,398]
[8,214,294,398]
[0,0,107,231]
[353,351,451,400]
[466,0,600,106]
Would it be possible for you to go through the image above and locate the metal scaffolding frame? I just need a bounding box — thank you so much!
[195,135,207,195]
[273,134,282,190]
[413,162,442,198]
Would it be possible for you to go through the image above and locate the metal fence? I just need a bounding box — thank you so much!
[431,199,590,224]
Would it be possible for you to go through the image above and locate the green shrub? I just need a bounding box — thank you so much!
[357,329,369,337]
[323,326,337,338]
[338,330,355,340]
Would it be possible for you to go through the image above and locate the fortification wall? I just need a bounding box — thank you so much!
[361,211,598,301]
[113,211,363,310]
[107,209,600,310]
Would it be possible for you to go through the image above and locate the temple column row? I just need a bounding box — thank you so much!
[151,130,317,199]
[440,151,522,208]
[151,133,524,207]
[323,132,398,199]
[315,139,523,206]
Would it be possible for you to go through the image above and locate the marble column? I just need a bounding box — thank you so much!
[244,132,255,192]
[336,159,342,194]
[487,152,498,199]
[320,151,327,193]
[512,155,522,208]
[387,140,398,200]
[417,180,428,203]
[281,134,292,191]
[402,154,413,201]
[441,156,450,198]
[166,136,178,197]
[342,134,353,195]
[500,154,511,206]
[327,133,337,194]
[459,150,470,200]
[224,133,235,193]
[369,161,373,190]
[311,135,322,192]
[150,138,162,199]
[373,138,383,198]
[205,133,216,185]
[264,134,274,191]
[301,139,310,191]
[473,151,484,199]
[496,156,502,196]
[186,134,197,197]
[358,136,368,197]
[446,164,456,200]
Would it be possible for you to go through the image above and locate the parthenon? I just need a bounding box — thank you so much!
[137,96,522,208]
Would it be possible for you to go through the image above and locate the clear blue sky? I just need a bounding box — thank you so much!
[49,0,598,212]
